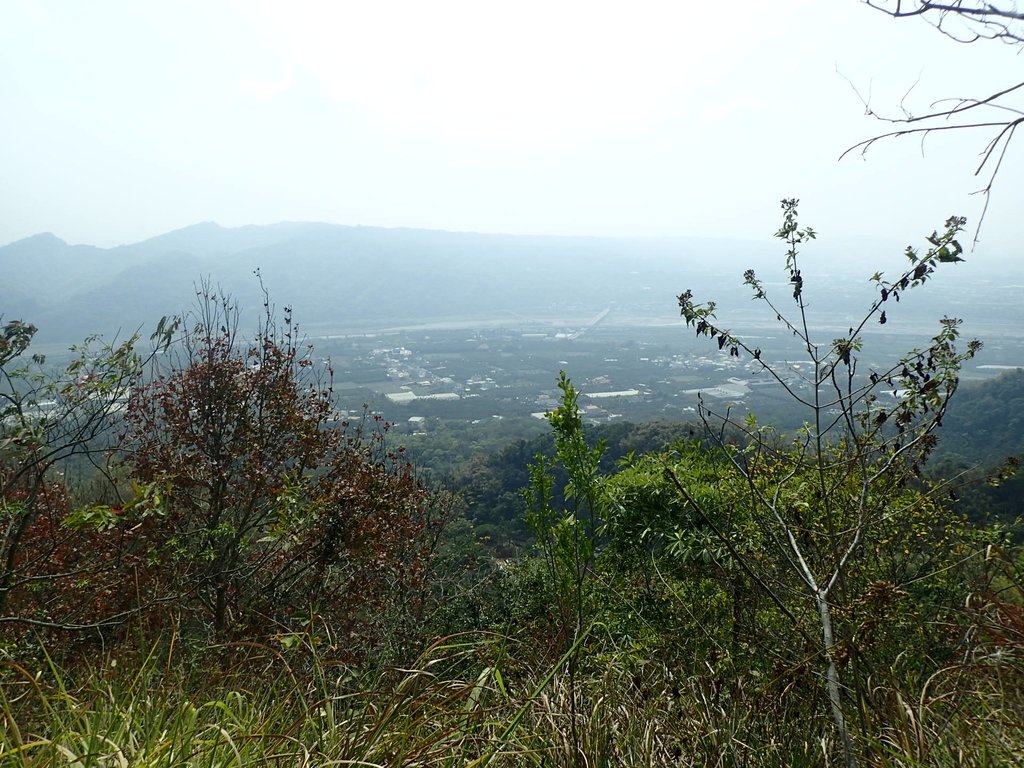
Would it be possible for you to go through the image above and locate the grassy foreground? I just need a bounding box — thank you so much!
[2,629,1021,768]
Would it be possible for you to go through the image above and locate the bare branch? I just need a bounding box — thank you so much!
[842,4,1024,243]
[865,1,1024,44]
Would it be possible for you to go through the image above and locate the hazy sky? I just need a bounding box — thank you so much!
[1,1,1020,258]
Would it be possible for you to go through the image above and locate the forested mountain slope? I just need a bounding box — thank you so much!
[0,222,777,344]
[430,369,1024,547]
[938,368,1024,464]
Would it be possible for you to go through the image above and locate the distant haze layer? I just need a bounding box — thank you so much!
[1,221,1007,347]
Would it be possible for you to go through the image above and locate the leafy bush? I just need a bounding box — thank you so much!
[2,286,449,661]
[115,284,443,652]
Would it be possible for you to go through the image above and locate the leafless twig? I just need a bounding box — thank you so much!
[840,67,1023,245]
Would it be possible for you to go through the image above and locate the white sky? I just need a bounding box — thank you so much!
[1,1,1020,259]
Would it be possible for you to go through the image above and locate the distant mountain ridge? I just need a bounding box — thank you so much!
[1,221,781,344]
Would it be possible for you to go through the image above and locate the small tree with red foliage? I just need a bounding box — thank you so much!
[120,283,440,648]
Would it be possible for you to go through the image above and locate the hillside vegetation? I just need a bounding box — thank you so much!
[2,206,1021,767]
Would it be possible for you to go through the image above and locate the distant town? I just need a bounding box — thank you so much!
[311,315,1024,435]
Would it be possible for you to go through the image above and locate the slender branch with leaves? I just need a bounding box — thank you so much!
[674,199,981,768]
[1,316,177,626]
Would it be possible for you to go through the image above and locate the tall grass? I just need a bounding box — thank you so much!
[1,632,1021,767]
